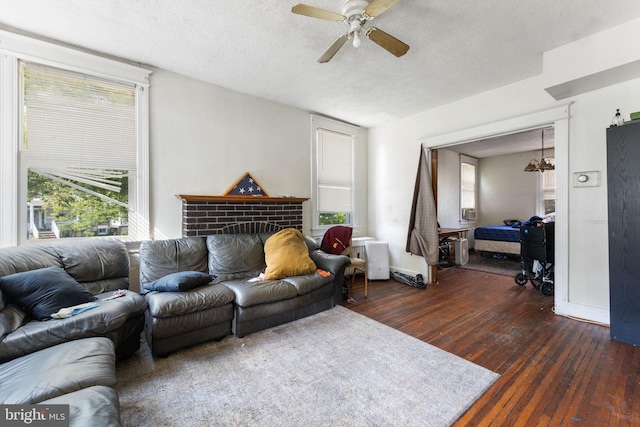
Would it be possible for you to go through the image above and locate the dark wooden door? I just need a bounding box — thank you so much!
[607,120,640,346]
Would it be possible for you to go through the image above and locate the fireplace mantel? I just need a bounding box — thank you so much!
[177,195,308,203]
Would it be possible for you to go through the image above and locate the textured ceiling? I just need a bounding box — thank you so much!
[1,1,639,128]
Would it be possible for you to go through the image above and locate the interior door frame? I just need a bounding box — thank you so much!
[419,104,572,318]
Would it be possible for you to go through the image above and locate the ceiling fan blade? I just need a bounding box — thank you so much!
[363,0,401,18]
[318,33,349,63]
[292,4,346,22]
[366,27,409,57]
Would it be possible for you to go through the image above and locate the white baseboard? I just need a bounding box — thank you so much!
[555,301,610,325]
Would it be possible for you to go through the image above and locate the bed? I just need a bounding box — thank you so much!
[473,225,521,256]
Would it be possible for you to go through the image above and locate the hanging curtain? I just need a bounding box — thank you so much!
[406,147,439,265]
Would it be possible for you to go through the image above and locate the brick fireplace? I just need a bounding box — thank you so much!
[178,195,309,237]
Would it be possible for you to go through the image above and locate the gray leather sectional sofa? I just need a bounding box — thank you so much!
[139,224,350,356]
[0,239,146,362]
[0,223,350,424]
[0,239,146,426]
[1,337,122,426]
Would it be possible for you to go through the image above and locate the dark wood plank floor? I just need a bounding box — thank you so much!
[340,267,639,426]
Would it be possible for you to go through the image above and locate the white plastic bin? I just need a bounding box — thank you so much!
[365,241,390,280]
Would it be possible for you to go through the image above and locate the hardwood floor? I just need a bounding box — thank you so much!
[340,268,639,426]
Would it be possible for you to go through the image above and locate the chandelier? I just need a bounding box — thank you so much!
[524,129,554,173]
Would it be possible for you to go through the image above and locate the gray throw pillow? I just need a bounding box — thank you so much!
[143,271,214,292]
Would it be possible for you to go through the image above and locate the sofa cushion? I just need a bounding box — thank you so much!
[283,272,335,296]
[0,337,116,404]
[0,304,27,339]
[0,244,62,278]
[143,271,215,292]
[223,279,298,308]
[139,237,208,293]
[0,241,129,296]
[263,228,317,280]
[305,235,321,252]
[0,290,147,363]
[41,386,122,427]
[146,304,234,340]
[145,283,235,318]
[207,234,266,281]
[52,239,129,285]
[0,266,95,321]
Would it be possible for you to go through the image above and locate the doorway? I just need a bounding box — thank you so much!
[419,105,570,315]
[435,128,556,282]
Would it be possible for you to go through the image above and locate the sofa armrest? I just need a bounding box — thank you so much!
[310,250,350,276]
[310,250,350,305]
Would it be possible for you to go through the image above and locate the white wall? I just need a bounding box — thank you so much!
[435,149,460,229]
[149,69,310,238]
[148,69,368,239]
[478,150,543,226]
[437,148,550,246]
[368,19,640,324]
[368,75,554,279]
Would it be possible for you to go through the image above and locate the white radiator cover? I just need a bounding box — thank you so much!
[351,237,376,259]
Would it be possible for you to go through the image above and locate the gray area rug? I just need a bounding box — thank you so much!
[116,306,499,426]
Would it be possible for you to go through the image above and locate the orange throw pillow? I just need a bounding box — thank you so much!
[264,228,317,280]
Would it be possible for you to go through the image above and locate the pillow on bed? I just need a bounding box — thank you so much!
[503,219,521,227]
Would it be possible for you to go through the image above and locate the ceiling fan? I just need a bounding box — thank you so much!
[292,0,409,63]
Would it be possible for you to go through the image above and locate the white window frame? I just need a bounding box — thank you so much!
[459,155,478,223]
[541,161,556,215]
[0,29,151,247]
[310,115,359,237]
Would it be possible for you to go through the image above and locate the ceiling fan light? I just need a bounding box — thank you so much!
[352,31,362,47]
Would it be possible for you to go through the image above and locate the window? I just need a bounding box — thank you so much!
[311,116,358,233]
[316,129,353,226]
[542,164,556,214]
[0,29,150,247]
[22,63,136,240]
[460,157,477,221]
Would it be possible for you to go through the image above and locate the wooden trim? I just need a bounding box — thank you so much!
[177,194,308,203]
[431,149,438,206]
[430,149,438,284]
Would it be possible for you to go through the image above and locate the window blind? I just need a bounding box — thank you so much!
[317,128,353,213]
[22,62,136,193]
[461,162,476,209]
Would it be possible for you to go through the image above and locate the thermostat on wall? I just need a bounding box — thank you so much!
[573,171,600,187]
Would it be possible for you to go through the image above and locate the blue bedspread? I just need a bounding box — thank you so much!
[474,225,520,243]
